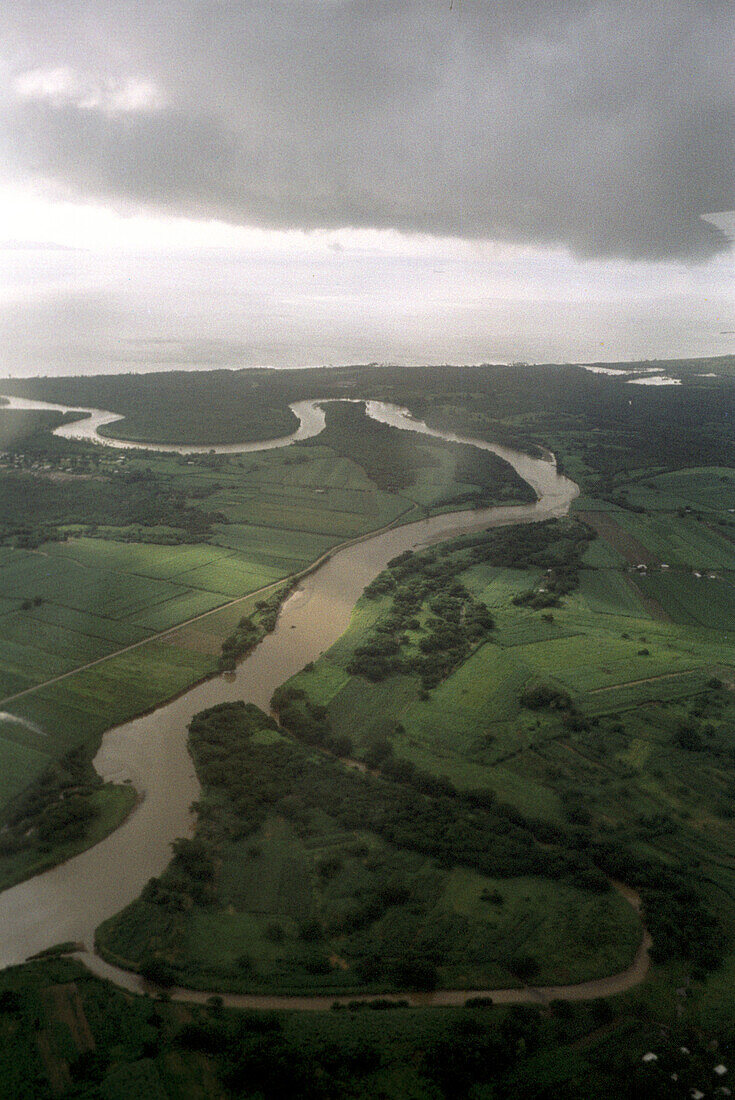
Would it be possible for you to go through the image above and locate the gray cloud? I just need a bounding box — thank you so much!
[1,0,733,260]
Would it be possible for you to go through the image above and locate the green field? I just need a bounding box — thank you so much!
[98,704,642,995]
[0,404,533,729]
[3,362,735,1094]
[275,506,735,1006]
[284,532,735,810]
[0,400,538,889]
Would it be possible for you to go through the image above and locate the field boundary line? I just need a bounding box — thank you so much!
[587,668,700,694]
[0,502,425,709]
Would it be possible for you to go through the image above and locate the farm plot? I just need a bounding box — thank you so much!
[575,570,651,617]
[462,565,543,606]
[7,640,214,750]
[0,551,188,620]
[0,717,53,802]
[218,819,314,920]
[624,467,735,514]
[614,512,735,570]
[574,509,657,565]
[98,708,643,995]
[520,631,694,694]
[45,537,241,580]
[0,425,450,843]
[284,521,735,828]
[211,523,334,570]
[636,571,735,631]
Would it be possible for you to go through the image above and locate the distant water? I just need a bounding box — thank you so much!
[0,248,732,377]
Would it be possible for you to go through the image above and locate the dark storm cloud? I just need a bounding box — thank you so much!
[1,0,733,260]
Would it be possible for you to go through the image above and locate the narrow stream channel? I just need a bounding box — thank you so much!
[0,396,583,995]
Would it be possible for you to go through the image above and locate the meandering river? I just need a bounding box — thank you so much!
[0,394,627,1005]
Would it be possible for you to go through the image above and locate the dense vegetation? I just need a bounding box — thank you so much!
[0,408,82,454]
[0,746,135,892]
[0,390,534,889]
[307,400,535,507]
[0,467,224,548]
[7,356,734,472]
[2,954,734,1099]
[280,490,735,991]
[217,590,286,672]
[336,518,590,689]
[97,702,640,994]
[2,370,299,445]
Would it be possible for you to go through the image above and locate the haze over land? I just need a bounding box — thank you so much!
[0,0,733,374]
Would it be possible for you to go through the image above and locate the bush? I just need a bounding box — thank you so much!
[265,923,285,943]
[676,722,704,751]
[140,956,176,988]
[298,919,324,942]
[391,956,439,991]
[509,954,541,982]
[519,684,572,711]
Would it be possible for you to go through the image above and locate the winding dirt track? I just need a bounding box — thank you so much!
[80,881,651,1010]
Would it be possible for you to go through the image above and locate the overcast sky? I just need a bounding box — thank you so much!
[0,0,733,373]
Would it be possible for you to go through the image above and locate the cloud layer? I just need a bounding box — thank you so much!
[2,1,733,260]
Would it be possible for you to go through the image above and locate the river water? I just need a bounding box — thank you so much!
[0,396,577,973]
[1,394,329,453]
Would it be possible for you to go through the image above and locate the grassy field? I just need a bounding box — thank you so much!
[4,364,735,1094]
[0,401,538,889]
[98,703,641,995]
[285,544,735,810]
[0,403,533,737]
[276,503,735,1006]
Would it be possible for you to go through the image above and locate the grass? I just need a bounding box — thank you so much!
[637,571,735,630]
[575,570,649,617]
[286,542,735,805]
[274,504,735,1015]
[97,706,642,995]
[0,398,540,891]
[4,364,735,1093]
[3,375,735,1008]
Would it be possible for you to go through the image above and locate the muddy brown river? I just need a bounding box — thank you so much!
[0,397,594,1000]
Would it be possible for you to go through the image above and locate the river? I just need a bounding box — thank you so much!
[0,395,595,999]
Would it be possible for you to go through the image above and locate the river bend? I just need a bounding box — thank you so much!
[0,396,583,993]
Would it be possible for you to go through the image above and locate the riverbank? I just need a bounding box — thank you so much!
[0,400,580,998]
[81,878,650,1009]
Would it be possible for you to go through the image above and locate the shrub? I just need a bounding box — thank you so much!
[391,956,439,991]
[509,954,541,982]
[140,956,176,988]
